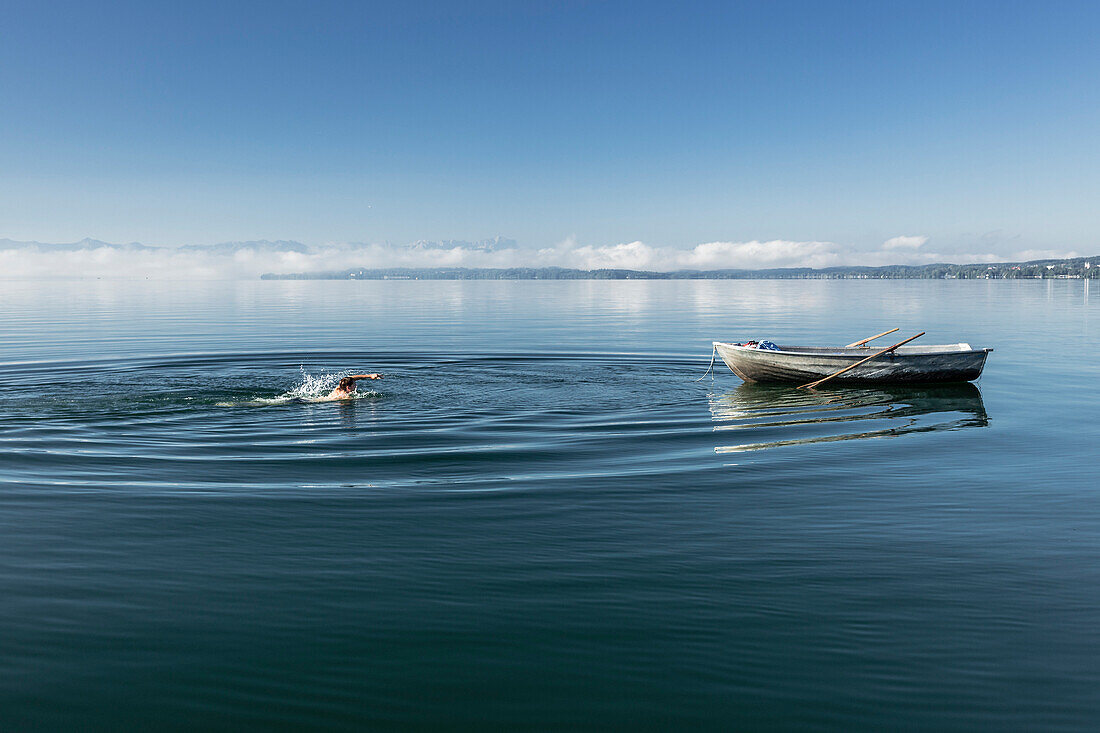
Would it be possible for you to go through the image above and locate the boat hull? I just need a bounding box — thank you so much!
[714,342,991,385]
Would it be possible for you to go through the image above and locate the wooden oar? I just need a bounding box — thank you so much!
[799,332,925,389]
[845,328,899,348]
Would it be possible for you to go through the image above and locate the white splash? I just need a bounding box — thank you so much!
[216,368,380,407]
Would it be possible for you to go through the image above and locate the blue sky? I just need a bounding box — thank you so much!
[2,0,1098,265]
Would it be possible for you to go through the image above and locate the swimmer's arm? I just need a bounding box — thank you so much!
[350,373,383,380]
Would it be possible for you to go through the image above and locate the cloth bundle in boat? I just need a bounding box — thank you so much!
[757,340,780,351]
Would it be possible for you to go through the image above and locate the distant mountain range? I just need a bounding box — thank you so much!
[0,237,160,252]
[0,237,313,253]
[0,237,518,256]
[264,255,1098,280]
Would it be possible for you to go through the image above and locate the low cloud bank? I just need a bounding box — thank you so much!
[0,236,1081,279]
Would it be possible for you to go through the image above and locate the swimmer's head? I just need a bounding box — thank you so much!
[337,377,357,393]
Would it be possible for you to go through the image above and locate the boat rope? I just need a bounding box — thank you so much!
[695,343,717,381]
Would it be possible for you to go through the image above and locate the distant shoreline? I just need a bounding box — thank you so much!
[262,256,1097,281]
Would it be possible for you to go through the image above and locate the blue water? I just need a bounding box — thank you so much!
[1,279,1097,730]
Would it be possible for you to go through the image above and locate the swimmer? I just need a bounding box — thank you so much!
[325,373,382,400]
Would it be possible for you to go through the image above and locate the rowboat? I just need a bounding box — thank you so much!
[713,340,992,385]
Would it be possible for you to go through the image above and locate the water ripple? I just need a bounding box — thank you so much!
[710,383,988,453]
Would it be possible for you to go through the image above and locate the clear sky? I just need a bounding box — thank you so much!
[2,0,1098,262]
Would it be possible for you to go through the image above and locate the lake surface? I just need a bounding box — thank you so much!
[1,279,1097,730]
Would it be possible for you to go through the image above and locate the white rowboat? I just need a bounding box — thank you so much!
[713,341,992,385]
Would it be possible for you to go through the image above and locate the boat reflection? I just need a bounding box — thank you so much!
[709,382,988,453]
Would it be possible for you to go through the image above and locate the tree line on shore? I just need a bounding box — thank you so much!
[262,255,1097,281]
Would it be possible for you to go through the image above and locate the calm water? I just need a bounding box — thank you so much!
[1,279,1097,730]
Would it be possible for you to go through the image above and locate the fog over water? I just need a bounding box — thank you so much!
[1,236,1082,279]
